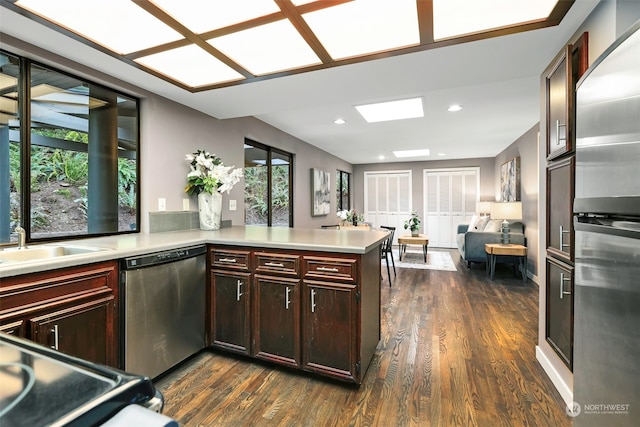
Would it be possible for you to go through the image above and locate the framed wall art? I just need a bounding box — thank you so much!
[311,168,331,216]
[500,157,521,202]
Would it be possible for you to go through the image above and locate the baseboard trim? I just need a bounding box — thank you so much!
[536,345,572,406]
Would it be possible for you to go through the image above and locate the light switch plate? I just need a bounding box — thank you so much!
[229,199,237,211]
[158,198,166,211]
[182,198,190,211]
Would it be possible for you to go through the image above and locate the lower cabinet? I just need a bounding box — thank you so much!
[0,261,119,367]
[302,280,357,381]
[253,274,300,367]
[545,256,574,368]
[210,270,251,355]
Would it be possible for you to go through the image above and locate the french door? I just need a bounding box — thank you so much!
[424,168,479,248]
[363,171,412,244]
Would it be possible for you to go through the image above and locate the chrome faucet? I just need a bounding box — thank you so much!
[15,226,26,249]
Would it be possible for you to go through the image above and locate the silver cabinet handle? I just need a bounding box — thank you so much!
[265,262,284,267]
[51,324,59,350]
[560,273,572,299]
[317,266,338,272]
[236,279,243,301]
[560,225,571,250]
[285,286,291,310]
[556,120,566,144]
[219,258,237,263]
[311,289,316,313]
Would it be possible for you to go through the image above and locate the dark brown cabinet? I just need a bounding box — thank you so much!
[543,32,588,370]
[545,257,574,368]
[207,245,380,384]
[0,261,119,367]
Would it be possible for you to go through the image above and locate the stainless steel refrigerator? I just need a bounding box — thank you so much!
[572,20,640,427]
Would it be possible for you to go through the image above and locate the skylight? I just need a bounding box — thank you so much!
[393,149,431,158]
[355,98,424,123]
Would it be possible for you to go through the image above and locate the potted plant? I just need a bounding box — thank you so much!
[404,211,421,236]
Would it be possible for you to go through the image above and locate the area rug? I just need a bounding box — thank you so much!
[382,249,457,272]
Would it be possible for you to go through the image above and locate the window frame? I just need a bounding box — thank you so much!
[336,169,351,212]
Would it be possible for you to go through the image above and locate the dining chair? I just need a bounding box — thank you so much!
[379,226,396,286]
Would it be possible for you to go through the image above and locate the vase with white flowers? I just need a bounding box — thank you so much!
[185,149,243,230]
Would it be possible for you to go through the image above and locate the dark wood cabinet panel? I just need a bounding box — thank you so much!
[211,248,251,272]
[252,274,300,367]
[210,270,251,355]
[546,156,575,262]
[30,295,114,366]
[546,45,571,160]
[545,257,574,369]
[303,256,357,283]
[302,280,357,381]
[0,261,119,367]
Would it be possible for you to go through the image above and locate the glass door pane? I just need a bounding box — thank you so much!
[271,151,290,227]
[244,143,268,226]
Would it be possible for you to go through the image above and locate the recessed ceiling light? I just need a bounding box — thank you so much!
[334,118,346,125]
[438,152,446,156]
[448,104,463,112]
[393,149,430,158]
[355,97,424,123]
[378,155,385,160]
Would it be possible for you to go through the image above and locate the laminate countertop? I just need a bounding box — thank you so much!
[0,226,388,278]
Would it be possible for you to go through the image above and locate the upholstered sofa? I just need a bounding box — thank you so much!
[456,218,525,268]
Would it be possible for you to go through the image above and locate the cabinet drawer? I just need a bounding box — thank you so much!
[304,256,357,283]
[255,252,300,277]
[211,249,251,271]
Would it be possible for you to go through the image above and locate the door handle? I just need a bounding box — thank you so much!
[560,273,572,299]
[560,225,571,250]
[51,324,59,350]
[285,286,291,310]
[311,289,316,313]
[236,279,243,301]
[556,120,566,143]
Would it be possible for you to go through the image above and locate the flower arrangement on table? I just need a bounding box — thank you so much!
[337,209,364,226]
[404,211,421,236]
[185,149,243,195]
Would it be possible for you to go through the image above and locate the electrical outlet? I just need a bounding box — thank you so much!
[182,198,190,211]
[229,199,237,211]
[158,198,166,211]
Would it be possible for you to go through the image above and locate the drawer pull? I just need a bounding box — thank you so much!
[265,262,285,268]
[560,226,571,250]
[219,258,237,263]
[316,266,339,272]
[560,273,572,299]
[51,324,59,350]
[311,289,316,313]
[285,286,291,310]
[236,280,243,301]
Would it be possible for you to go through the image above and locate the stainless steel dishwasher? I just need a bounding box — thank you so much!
[121,245,206,379]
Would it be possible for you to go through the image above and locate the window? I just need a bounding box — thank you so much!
[244,139,293,227]
[336,170,351,211]
[0,50,139,245]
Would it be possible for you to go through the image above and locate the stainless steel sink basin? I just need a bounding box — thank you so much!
[0,245,109,264]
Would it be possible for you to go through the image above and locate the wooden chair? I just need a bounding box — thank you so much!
[380,226,396,286]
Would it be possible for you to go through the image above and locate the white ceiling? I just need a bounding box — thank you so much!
[0,1,600,164]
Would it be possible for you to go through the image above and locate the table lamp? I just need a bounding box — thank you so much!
[477,201,492,216]
[490,202,522,245]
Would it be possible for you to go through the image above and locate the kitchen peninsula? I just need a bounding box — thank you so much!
[0,226,388,384]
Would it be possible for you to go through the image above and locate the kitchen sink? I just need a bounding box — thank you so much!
[0,245,110,264]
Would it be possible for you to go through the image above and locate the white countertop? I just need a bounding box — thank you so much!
[0,226,388,278]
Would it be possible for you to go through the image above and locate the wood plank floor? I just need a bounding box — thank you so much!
[156,249,571,426]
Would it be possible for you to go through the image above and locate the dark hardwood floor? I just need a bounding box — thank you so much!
[156,249,571,426]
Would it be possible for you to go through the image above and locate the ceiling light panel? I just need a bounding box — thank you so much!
[15,0,183,54]
[432,0,558,41]
[208,20,321,75]
[301,0,419,60]
[393,149,430,158]
[149,0,281,34]
[135,45,245,88]
[355,97,424,123]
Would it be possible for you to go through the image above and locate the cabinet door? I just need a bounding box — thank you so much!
[545,257,574,369]
[546,45,571,160]
[0,320,25,337]
[546,156,575,262]
[210,270,251,354]
[253,275,300,367]
[302,280,358,382]
[30,295,115,366]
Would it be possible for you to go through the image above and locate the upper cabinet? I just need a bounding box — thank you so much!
[544,33,589,161]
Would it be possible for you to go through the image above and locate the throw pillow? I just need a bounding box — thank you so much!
[476,216,490,231]
[467,215,481,231]
[484,219,503,233]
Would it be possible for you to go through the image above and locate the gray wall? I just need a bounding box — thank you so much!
[494,123,540,278]
[352,157,496,231]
